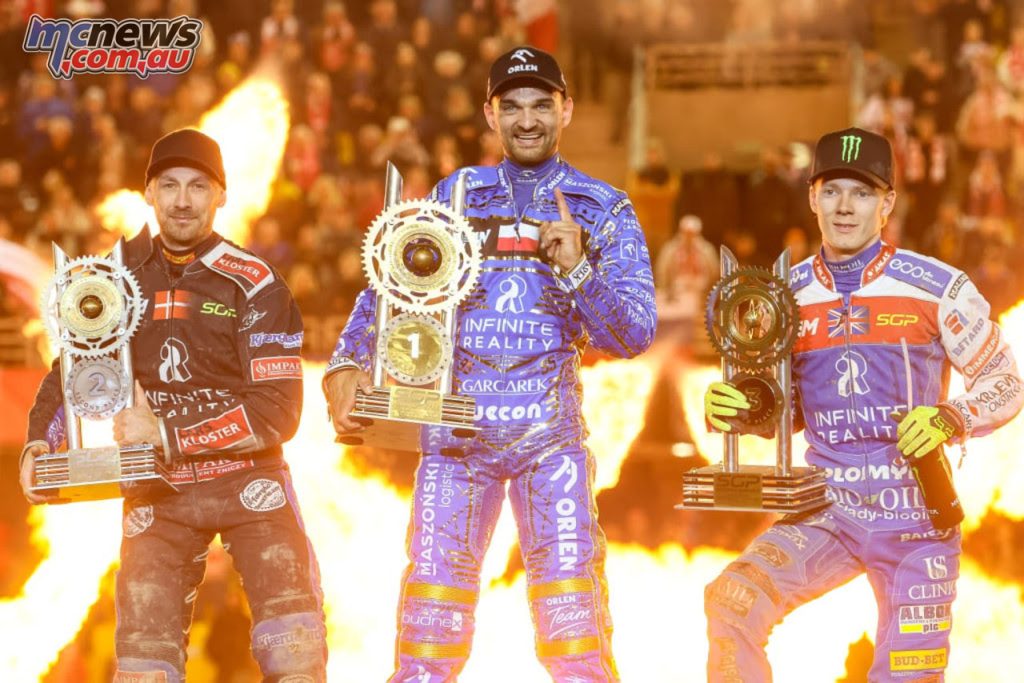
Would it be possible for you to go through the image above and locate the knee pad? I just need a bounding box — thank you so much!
[113,657,181,683]
[251,611,327,680]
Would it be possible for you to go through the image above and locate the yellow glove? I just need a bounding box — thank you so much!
[704,381,750,432]
[895,405,962,459]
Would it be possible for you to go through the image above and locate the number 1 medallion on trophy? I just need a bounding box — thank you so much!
[336,162,482,455]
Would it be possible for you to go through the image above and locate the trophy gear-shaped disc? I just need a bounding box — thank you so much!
[362,198,482,315]
[43,255,144,358]
[705,266,799,371]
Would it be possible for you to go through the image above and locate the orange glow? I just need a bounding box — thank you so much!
[3,359,1024,680]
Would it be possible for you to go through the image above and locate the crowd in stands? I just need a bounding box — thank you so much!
[2,1,1024,363]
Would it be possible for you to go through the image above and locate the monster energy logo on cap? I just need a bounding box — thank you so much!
[840,135,862,163]
[810,127,894,188]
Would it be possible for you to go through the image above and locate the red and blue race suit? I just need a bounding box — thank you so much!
[706,242,1023,682]
[328,158,657,682]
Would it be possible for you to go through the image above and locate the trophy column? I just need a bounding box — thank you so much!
[678,247,827,513]
[31,242,176,501]
[337,162,482,455]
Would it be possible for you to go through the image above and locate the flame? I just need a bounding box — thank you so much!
[951,302,1024,526]
[3,356,1024,680]
[95,72,289,246]
[0,503,121,679]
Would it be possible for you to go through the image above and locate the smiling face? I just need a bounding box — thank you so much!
[144,166,226,250]
[809,176,896,260]
[484,86,573,166]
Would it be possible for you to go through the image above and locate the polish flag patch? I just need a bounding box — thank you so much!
[496,222,539,253]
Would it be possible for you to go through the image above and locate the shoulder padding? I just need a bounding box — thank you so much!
[200,241,276,299]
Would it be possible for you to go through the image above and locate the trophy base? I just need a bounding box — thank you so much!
[677,464,828,513]
[336,386,478,455]
[31,444,177,502]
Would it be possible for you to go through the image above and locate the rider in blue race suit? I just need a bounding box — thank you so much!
[324,47,656,682]
[703,127,1023,681]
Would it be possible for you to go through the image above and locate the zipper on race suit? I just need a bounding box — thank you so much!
[842,296,875,503]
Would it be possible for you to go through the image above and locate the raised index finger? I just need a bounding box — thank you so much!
[554,188,573,222]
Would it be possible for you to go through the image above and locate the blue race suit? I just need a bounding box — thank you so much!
[327,157,657,682]
[705,241,1023,682]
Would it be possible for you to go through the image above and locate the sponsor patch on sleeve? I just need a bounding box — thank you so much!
[885,253,952,298]
[963,326,1001,380]
[251,355,303,382]
[200,241,275,298]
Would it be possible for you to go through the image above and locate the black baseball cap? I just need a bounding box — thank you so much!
[808,126,894,189]
[486,46,567,100]
[146,128,227,189]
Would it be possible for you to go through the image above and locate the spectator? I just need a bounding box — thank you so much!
[904,109,953,248]
[383,41,425,111]
[676,151,741,248]
[285,124,323,193]
[363,0,407,75]
[341,42,379,132]
[997,22,1024,94]
[261,0,303,56]
[742,147,801,265]
[655,214,719,348]
[250,215,295,271]
[370,115,431,171]
[0,159,37,238]
[315,0,356,79]
[956,63,1015,171]
[962,149,1009,223]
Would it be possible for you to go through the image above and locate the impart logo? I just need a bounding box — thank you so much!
[23,14,203,80]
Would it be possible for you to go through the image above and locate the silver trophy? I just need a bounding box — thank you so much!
[678,247,827,512]
[336,162,482,455]
[31,241,175,501]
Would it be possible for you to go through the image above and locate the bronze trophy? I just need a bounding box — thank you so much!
[679,246,827,512]
[31,241,175,501]
[336,162,481,455]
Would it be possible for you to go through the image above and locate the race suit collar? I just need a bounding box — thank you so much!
[124,224,223,268]
[497,154,566,216]
[812,240,894,293]
[500,153,561,182]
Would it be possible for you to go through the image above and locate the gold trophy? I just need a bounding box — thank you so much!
[678,247,827,512]
[336,162,482,455]
[31,241,175,501]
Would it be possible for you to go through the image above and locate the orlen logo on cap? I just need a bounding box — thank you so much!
[508,48,538,74]
[511,48,534,63]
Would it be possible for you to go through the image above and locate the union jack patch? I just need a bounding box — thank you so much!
[827,305,870,338]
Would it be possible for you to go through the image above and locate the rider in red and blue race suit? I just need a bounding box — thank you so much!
[703,127,1023,681]
[324,48,656,682]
